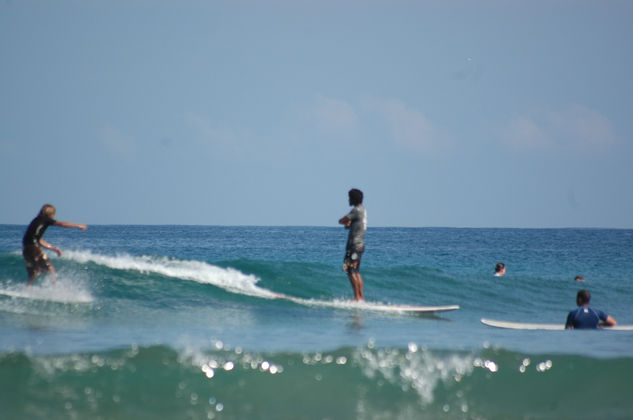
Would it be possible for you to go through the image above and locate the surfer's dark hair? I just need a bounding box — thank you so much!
[348,189,363,205]
[577,289,591,305]
[495,262,505,273]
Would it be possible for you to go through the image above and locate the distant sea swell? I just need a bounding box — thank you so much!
[2,344,632,420]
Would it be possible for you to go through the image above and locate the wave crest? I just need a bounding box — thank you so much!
[63,250,277,299]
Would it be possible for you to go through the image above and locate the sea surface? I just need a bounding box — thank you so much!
[1,225,632,419]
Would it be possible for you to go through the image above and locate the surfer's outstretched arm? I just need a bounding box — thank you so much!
[42,221,87,257]
[54,221,88,231]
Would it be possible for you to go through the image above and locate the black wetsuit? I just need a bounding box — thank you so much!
[22,214,56,278]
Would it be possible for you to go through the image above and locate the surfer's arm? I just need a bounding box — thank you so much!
[601,315,617,327]
[338,215,351,228]
[39,239,62,256]
[55,221,88,231]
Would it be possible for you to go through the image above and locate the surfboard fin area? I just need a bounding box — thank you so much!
[481,318,633,331]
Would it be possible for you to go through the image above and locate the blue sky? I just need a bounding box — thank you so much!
[2,1,632,227]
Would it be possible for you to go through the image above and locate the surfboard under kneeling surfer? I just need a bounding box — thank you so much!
[22,204,87,285]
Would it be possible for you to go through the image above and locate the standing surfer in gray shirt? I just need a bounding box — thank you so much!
[338,188,367,301]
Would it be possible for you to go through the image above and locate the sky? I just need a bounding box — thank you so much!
[1,0,632,228]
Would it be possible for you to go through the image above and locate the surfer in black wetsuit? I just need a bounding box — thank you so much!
[338,189,367,301]
[22,204,87,285]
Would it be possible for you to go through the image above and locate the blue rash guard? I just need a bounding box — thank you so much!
[565,306,609,329]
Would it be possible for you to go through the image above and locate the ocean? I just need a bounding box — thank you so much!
[1,225,632,419]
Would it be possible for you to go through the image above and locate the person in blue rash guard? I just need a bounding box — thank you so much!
[565,289,617,329]
[22,204,87,285]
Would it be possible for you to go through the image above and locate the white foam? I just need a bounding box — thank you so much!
[354,345,475,405]
[63,250,278,299]
[0,281,93,304]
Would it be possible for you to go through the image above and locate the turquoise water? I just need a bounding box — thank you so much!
[1,225,632,419]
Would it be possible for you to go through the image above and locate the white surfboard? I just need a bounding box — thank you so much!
[275,293,459,313]
[481,318,633,331]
